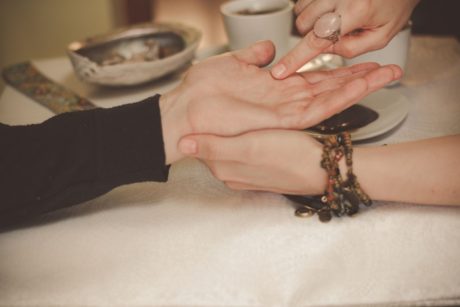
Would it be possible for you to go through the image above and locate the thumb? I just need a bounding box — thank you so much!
[231,40,276,67]
[178,134,243,162]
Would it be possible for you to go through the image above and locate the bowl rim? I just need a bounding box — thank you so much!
[66,22,202,85]
[67,22,202,61]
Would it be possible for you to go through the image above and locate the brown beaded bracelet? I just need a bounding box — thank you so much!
[293,132,372,222]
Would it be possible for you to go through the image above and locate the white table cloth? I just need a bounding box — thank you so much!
[1,36,459,307]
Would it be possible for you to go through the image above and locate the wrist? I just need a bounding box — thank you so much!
[159,87,190,165]
[300,135,328,195]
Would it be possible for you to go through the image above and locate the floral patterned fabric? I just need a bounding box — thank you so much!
[2,61,95,114]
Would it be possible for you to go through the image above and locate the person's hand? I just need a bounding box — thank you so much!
[179,130,460,206]
[177,129,326,195]
[271,0,419,79]
[160,40,402,164]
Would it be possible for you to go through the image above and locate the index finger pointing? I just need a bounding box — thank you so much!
[271,31,332,79]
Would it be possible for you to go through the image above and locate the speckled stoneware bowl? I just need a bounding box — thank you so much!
[67,22,201,86]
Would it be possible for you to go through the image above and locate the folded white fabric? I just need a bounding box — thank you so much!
[1,158,459,307]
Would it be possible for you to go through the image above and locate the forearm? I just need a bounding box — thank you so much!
[0,96,169,228]
[353,135,460,205]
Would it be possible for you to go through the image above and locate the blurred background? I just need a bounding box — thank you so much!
[1,0,459,92]
[0,0,228,91]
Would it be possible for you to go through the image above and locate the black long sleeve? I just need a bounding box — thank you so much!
[0,95,170,228]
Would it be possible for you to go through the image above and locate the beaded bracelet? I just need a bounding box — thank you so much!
[294,132,372,222]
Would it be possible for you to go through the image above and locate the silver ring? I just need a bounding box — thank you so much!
[313,12,341,43]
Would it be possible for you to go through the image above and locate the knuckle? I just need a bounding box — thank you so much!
[295,17,307,33]
[374,40,388,51]
[347,0,371,18]
[336,44,357,59]
[293,0,303,15]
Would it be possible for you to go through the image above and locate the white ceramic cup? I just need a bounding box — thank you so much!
[220,0,294,62]
[344,23,412,84]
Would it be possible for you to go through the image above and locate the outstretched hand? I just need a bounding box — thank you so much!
[271,0,419,79]
[160,40,402,164]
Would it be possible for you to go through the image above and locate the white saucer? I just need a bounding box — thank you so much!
[306,89,409,141]
[350,88,409,140]
[304,88,409,141]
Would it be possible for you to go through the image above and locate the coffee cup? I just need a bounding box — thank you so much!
[220,0,294,63]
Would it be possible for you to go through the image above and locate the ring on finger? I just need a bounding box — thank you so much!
[313,12,341,43]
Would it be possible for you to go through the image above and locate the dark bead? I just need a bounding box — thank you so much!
[336,134,344,145]
[318,210,332,222]
[345,201,359,216]
[343,188,360,207]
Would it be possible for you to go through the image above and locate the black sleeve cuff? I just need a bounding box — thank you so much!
[94,94,170,184]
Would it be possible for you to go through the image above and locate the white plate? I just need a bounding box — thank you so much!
[305,89,409,141]
[351,88,409,140]
[307,88,409,141]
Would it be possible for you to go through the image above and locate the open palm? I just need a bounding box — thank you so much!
[160,41,401,163]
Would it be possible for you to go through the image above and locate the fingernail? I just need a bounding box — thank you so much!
[369,67,393,88]
[392,65,404,80]
[179,139,197,155]
[272,64,286,78]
